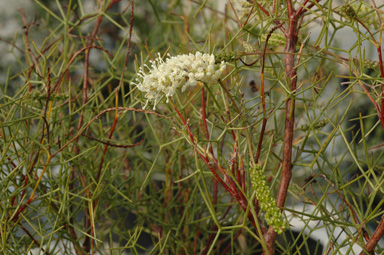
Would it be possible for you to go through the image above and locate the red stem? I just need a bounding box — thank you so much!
[201,88,219,205]
[80,2,121,251]
[264,1,299,254]
[360,217,384,255]
[255,14,284,164]
[378,45,384,126]
[173,102,261,232]
[359,9,384,251]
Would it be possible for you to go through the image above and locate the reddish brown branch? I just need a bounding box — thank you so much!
[255,23,284,163]
[52,107,165,158]
[172,102,260,229]
[51,45,112,93]
[360,217,384,255]
[295,0,322,17]
[200,88,219,205]
[317,175,369,242]
[344,3,384,135]
[21,226,50,255]
[263,1,301,254]
[253,1,286,33]
[363,22,384,248]
[81,134,143,148]
[228,0,242,27]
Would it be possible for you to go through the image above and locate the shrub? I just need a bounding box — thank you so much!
[1,0,383,254]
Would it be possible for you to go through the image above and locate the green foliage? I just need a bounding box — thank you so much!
[0,0,384,254]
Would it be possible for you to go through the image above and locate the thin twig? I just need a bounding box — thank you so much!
[52,107,171,158]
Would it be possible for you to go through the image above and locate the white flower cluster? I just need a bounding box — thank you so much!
[134,52,226,109]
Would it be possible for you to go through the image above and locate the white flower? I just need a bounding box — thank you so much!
[133,52,226,109]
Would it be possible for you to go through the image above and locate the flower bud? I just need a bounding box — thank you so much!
[250,164,286,234]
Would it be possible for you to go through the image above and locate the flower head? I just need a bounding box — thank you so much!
[134,52,226,109]
[250,164,286,234]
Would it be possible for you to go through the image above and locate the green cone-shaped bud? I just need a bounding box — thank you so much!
[250,164,286,234]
